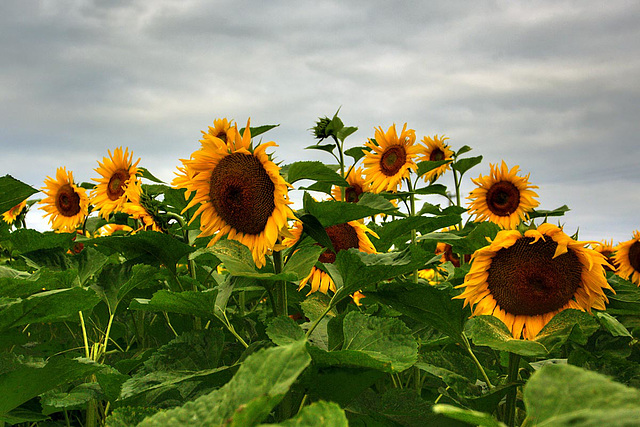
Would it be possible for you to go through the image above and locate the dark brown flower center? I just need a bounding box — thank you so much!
[345,184,363,203]
[209,153,275,236]
[318,223,360,264]
[487,236,583,316]
[628,240,640,272]
[429,148,445,162]
[107,169,130,201]
[56,184,81,217]
[380,146,407,176]
[486,181,521,216]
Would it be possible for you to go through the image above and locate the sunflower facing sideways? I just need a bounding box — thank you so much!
[121,179,163,232]
[613,231,640,286]
[455,223,614,340]
[2,200,27,225]
[467,161,539,229]
[40,167,89,233]
[362,123,421,193]
[419,134,454,182]
[176,118,295,268]
[282,220,378,295]
[91,147,141,219]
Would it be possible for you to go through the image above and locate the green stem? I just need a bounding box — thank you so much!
[79,311,90,359]
[462,333,493,388]
[273,250,287,317]
[406,178,419,284]
[100,313,115,362]
[505,352,521,427]
[305,295,337,339]
[451,160,466,266]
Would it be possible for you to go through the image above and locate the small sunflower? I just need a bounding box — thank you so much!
[613,231,640,286]
[455,223,613,340]
[418,268,439,286]
[419,135,454,182]
[91,147,141,219]
[96,223,134,237]
[591,239,616,272]
[40,167,89,233]
[203,118,236,143]
[177,119,295,268]
[363,123,421,193]
[2,200,27,224]
[283,220,378,295]
[121,179,163,232]
[467,161,539,229]
[331,167,371,203]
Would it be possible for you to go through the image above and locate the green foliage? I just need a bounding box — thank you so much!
[0,175,38,214]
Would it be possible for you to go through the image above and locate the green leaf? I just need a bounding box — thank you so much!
[299,213,335,253]
[528,205,570,219]
[344,146,366,163]
[337,126,357,142]
[266,316,306,346]
[373,214,462,252]
[0,357,103,415]
[285,161,348,186]
[1,228,75,254]
[456,145,473,156]
[595,312,633,337]
[105,407,161,427]
[130,289,218,319]
[333,246,429,299]
[259,401,348,426]
[282,243,325,279]
[304,192,397,227]
[85,231,194,275]
[416,160,453,179]
[432,404,506,427]
[308,312,418,373]
[533,309,600,353]
[369,283,469,343]
[465,315,548,357]
[302,367,385,407]
[0,287,101,332]
[452,155,483,176]
[246,124,279,138]
[304,143,336,154]
[416,351,478,395]
[138,167,165,183]
[41,382,102,415]
[0,268,77,298]
[138,341,311,427]
[523,364,640,426]
[0,175,38,215]
[116,264,160,305]
[607,274,640,315]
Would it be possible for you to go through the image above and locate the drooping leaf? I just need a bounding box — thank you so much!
[528,205,570,219]
[0,287,101,332]
[465,315,548,357]
[595,312,633,337]
[344,146,366,163]
[138,167,165,183]
[129,289,218,319]
[0,175,38,215]
[137,341,311,427]
[523,364,640,426]
[416,160,453,179]
[533,309,600,353]
[0,357,103,415]
[285,161,348,187]
[304,192,397,227]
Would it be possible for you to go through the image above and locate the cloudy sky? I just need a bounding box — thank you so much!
[1,0,639,243]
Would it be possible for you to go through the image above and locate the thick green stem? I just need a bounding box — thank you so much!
[505,352,521,427]
[273,250,287,317]
[79,311,90,359]
[406,178,419,284]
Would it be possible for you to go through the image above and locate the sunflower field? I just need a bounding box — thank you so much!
[1,112,640,427]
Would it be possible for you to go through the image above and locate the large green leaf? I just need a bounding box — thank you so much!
[523,364,640,426]
[266,316,306,346]
[452,155,483,176]
[138,341,311,427]
[533,309,600,353]
[304,192,398,227]
[373,214,462,252]
[129,289,218,319]
[367,282,469,343]
[0,287,101,332]
[1,228,75,254]
[259,401,348,426]
[308,311,417,373]
[432,405,506,427]
[0,268,77,298]
[285,161,348,186]
[84,231,194,274]
[0,357,103,415]
[0,175,38,215]
[464,316,547,357]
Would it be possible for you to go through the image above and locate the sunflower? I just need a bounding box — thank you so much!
[203,118,236,143]
[40,167,89,233]
[171,165,198,200]
[613,231,640,286]
[91,147,141,219]
[591,239,616,272]
[419,135,454,182]
[96,223,134,237]
[331,167,371,203]
[362,123,421,193]
[121,179,163,232]
[418,269,439,286]
[283,220,378,295]
[2,200,27,224]
[455,223,613,340]
[177,119,295,268]
[467,161,539,229]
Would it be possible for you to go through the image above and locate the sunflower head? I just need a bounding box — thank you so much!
[331,167,371,203]
[284,220,378,295]
[613,231,640,286]
[121,179,163,232]
[91,147,141,219]
[591,239,616,271]
[363,123,421,193]
[312,116,333,140]
[2,200,27,225]
[419,135,454,182]
[40,167,89,233]
[455,223,614,340]
[179,118,295,268]
[467,161,539,229]
[96,223,134,237]
[203,118,236,144]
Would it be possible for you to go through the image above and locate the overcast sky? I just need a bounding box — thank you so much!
[1,0,639,243]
